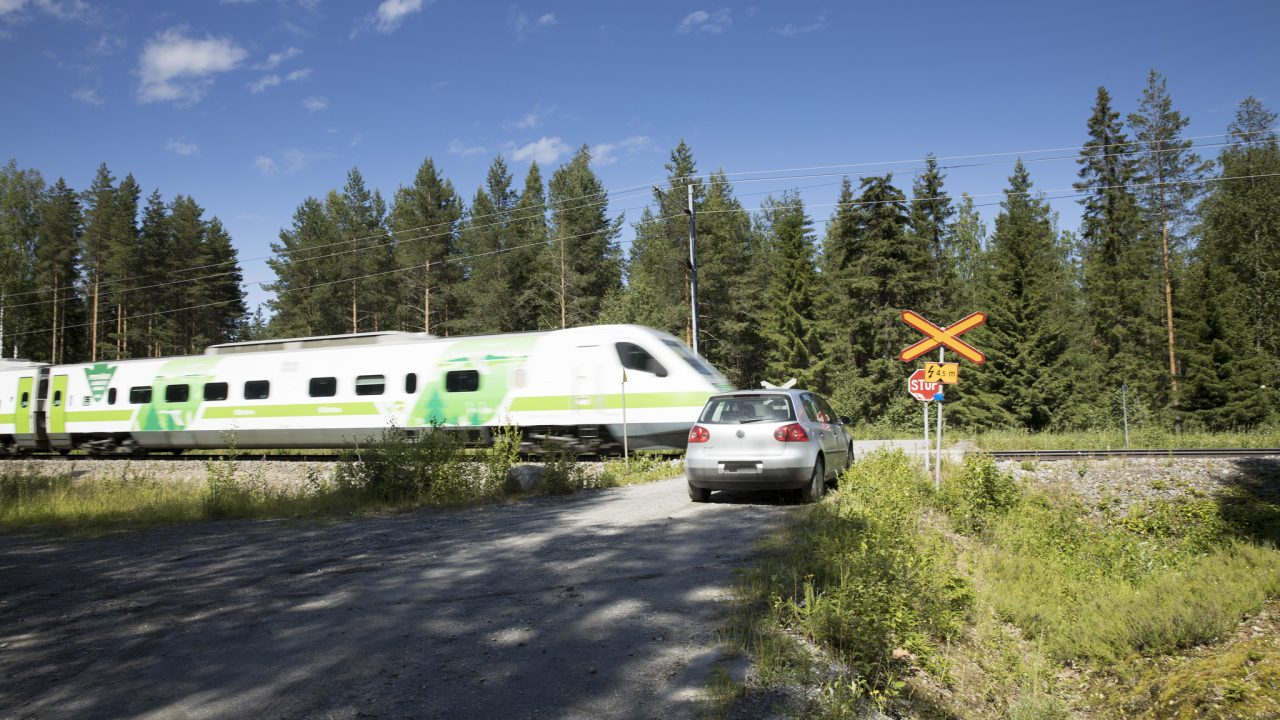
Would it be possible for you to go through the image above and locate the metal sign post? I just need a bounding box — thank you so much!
[935,348,944,490]
[621,369,629,466]
[923,400,930,474]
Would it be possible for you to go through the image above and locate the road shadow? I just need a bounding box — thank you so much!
[0,481,789,720]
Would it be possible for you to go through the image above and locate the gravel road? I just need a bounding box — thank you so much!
[0,476,794,720]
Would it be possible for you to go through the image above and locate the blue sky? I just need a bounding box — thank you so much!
[2,1,1278,314]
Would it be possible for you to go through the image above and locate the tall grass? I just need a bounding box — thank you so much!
[958,426,1280,450]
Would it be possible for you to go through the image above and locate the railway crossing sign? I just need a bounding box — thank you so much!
[924,362,959,384]
[907,369,942,402]
[899,310,987,364]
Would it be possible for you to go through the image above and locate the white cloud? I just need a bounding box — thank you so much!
[249,67,311,93]
[591,136,650,167]
[510,136,570,165]
[0,0,26,18]
[448,139,486,157]
[504,103,554,131]
[32,0,96,22]
[509,7,556,39]
[137,27,248,106]
[775,14,827,36]
[676,9,731,34]
[88,33,126,55]
[165,139,200,156]
[355,0,427,36]
[302,95,327,112]
[71,86,103,105]
[253,155,278,175]
[255,46,300,70]
[249,74,280,93]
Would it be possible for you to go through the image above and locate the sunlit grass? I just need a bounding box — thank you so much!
[956,427,1280,451]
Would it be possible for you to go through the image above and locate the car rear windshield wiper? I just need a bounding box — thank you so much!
[739,418,766,424]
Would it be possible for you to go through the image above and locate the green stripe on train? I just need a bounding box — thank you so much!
[508,391,712,412]
[65,410,135,422]
[202,402,382,419]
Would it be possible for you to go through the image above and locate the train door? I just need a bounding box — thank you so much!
[15,375,32,436]
[32,368,50,450]
[48,374,68,435]
[570,344,609,413]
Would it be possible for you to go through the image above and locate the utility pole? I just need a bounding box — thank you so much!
[686,182,700,356]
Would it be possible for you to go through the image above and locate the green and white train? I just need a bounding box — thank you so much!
[0,324,733,455]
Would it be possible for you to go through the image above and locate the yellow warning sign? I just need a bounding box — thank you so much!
[924,362,959,384]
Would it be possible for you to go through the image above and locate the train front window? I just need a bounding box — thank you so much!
[615,342,667,377]
[355,375,385,396]
[660,338,715,376]
[445,370,479,393]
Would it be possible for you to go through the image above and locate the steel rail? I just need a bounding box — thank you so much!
[990,448,1280,461]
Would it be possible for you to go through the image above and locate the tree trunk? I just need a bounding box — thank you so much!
[423,259,430,334]
[351,280,358,334]
[559,235,567,329]
[1159,193,1180,431]
[50,280,58,365]
[91,274,99,362]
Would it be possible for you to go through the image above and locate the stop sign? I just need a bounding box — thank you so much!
[907,369,941,402]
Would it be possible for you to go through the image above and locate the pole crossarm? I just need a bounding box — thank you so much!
[899,310,987,364]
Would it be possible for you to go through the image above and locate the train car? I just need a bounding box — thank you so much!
[0,359,47,453]
[41,324,732,454]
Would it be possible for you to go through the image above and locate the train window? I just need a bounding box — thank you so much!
[20,392,28,408]
[615,342,668,377]
[244,380,270,400]
[130,386,152,404]
[165,384,189,403]
[108,388,117,405]
[445,370,480,393]
[355,375,385,396]
[405,373,418,394]
[52,390,62,407]
[204,382,228,401]
[309,377,337,398]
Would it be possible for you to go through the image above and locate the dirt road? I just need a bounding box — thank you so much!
[0,477,793,720]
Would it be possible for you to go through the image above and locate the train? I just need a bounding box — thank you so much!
[0,324,734,456]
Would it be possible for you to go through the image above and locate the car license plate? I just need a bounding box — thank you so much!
[720,461,762,474]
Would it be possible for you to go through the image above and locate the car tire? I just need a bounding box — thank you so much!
[688,482,711,503]
[799,457,825,503]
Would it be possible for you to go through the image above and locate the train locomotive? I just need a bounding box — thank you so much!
[0,324,733,455]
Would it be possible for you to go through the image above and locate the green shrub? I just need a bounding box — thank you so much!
[340,423,467,504]
[540,442,585,495]
[944,454,1019,533]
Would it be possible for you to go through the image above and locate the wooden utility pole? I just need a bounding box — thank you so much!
[687,182,700,356]
[423,259,431,334]
[1159,185,1180,431]
[90,275,99,361]
[559,233,567,329]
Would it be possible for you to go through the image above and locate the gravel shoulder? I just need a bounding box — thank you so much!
[0,476,793,720]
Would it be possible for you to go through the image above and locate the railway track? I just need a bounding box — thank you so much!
[3,452,345,462]
[990,448,1280,461]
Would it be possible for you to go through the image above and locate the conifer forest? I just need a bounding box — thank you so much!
[2,74,1277,433]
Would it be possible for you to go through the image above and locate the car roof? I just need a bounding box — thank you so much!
[709,388,812,399]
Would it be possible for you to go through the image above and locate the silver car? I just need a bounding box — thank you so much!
[685,389,853,503]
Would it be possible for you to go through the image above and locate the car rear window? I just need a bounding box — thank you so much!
[699,395,795,424]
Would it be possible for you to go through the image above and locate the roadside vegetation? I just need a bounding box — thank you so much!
[721,450,1280,718]
[0,427,683,534]
[955,426,1280,451]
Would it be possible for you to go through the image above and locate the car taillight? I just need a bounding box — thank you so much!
[688,425,711,443]
[773,423,809,442]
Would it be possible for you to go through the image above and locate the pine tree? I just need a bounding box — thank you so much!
[390,158,463,334]
[34,178,83,363]
[695,170,764,386]
[330,168,392,333]
[103,173,139,359]
[760,191,823,389]
[266,197,345,336]
[1128,70,1211,422]
[80,163,116,360]
[135,189,172,356]
[509,162,550,330]
[545,146,622,328]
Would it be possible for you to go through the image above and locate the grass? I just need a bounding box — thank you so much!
[957,426,1280,451]
[720,449,1280,718]
[0,428,684,535]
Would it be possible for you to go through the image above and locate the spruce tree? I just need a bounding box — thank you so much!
[331,168,392,333]
[390,158,463,334]
[509,162,549,330]
[1073,86,1161,415]
[695,170,764,386]
[456,156,517,334]
[266,197,344,336]
[135,189,172,356]
[760,191,823,389]
[952,161,1079,431]
[80,163,116,360]
[0,160,43,359]
[908,155,955,312]
[198,217,247,345]
[103,173,139,359]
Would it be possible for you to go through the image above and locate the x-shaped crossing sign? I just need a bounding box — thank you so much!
[899,310,987,364]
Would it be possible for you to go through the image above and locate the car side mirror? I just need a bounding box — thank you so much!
[839,416,852,425]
